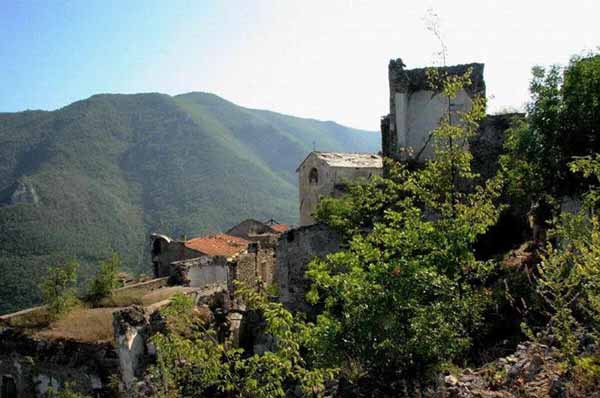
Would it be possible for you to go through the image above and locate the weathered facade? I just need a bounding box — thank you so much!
[149,234,201,278]
[275,224,343,313]
[383,59,485,162]
[232,235,279,288]
[470,113,524,180]
[298,152,382,226]
[169,256,230,289]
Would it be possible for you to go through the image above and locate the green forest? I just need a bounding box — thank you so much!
[0,92,379,314]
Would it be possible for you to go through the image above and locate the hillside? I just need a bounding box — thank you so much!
[0,92,379,314]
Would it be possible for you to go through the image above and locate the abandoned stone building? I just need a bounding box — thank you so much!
[150,219,288,279]
[298,151,383,226]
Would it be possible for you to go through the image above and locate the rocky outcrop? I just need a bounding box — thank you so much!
[0,181,40,207]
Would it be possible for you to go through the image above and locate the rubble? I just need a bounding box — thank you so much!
[431,342,565,398]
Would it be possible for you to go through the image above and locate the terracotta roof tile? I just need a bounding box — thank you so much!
[270,224,290,233]
[185,234,250,257]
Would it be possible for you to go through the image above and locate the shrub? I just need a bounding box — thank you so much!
[525,156,600,362]
[39,260,79,318]
[144,288,336,398]
[87,253,122,303]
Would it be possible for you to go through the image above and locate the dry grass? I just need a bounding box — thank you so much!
[97,288,145,307]
[96,285,191,308]
[4,282,193,344]
[2,307,52,329]
[35,307,118,343]
[141,286,193,306]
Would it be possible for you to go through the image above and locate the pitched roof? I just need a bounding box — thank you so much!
[297,152,383,171]
[269,224,290,233]
[263,219,290,233]
[185,234,250,257]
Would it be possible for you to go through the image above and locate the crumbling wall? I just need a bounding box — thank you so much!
[113,306,150,392]
[232,250,257,290]
[253,235,278,286]
[169,256,229,289]
[275,224,343,313]
[471,113,524,181]
[0,329,118,397]
[386,59,485,162]
[228,236,278,291]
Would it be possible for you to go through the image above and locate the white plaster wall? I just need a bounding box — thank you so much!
[188,264,228,288]
[394,92,408,149]
[394,88,472,161]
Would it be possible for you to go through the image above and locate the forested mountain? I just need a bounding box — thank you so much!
[0,92,379,313]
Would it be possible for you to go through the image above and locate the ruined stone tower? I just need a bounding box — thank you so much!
[382,59,485,161]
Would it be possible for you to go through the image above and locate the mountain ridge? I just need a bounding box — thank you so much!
[0,91,380,314]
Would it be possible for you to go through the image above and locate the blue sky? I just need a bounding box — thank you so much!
[1,0,599,130]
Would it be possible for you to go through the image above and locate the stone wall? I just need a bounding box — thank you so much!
[0,329,119,397]
[275,224,343,313]
[231,236,278,290]
[471,113,525,181]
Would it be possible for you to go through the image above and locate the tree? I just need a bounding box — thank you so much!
[39,260,79,317]
[561,53,600,160]
[88,253,122,303]
[501,52,600,213]
[308,70,503,394]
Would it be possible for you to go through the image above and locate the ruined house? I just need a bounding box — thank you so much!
[298,151,383,226]
[150,232,249,278]
[0,277,183,397]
